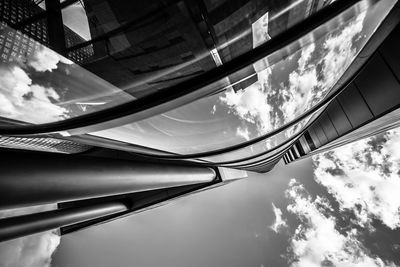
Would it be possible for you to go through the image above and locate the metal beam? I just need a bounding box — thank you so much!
[45,0,66,54]
[0,151,216,209]
[0,201,128,242]
[11,0,79,31]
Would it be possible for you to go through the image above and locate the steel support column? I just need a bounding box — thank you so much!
[45,0,67,54]
[0,151,216,209]
[0,201,128,242]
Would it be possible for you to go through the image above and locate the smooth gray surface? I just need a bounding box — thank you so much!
[0,202,128,242]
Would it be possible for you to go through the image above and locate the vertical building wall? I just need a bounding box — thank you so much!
[0,0,93,64]
[284,23,400,163]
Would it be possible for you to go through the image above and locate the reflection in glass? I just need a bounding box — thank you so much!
[0,0,333,125]
[200,114,313,164]
[63,0,329,97]
[0,27,133,124]
[91,0,396,155]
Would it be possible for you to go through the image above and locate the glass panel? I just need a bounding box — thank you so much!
[0,0,46,26]
[0,0,136,124]
[0,24,134,124]
[60,0,331,98]
[199,114,313,164]
[91,0,396,155]
[0,0,334,125]
[0,0,47,47]
[62,2,91,42]
[62,2,93,64]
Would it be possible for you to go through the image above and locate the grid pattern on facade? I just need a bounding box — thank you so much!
[283,25,400,164]
[0,0,93,64]
[0,136,92,154]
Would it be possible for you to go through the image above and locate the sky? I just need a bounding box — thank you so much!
[56,128,400,266]
[40,127,400,266]
[2,127,400,266]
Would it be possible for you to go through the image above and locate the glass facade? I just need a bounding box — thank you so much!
[0,0,340,126]
[0,0,397,170]
[90,0,395,157]
[1,0,400,247]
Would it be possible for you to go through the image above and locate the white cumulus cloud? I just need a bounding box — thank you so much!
[0,66,68,124]
[270,203,287,233]
[0,205,61,267]
[322,11,366,88]
[312,128,400,230]
[286,179,396,267]
[211,104,216,115]
[28,46,73,72]
[236,126,250,141]
[220,82,273,134]
[281,10,366,123]
[219,9,367,140]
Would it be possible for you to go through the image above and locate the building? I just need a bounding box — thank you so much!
[283,23,400,164]
[69,0,307,96]
[0,0,399,242]
[0,0,92,63]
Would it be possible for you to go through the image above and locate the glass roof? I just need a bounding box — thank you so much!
[90,0,396,155]
[0,0,397,160]
[0,0,335,125]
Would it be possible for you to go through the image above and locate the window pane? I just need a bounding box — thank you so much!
[0,25,134,124]
[90,0,396,155]
[60,0,332,97]
[0,0,335,126]
[199,114,314,164]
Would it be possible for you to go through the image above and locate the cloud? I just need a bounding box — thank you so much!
[28,46,73,72]
[0,66,68,124]
[0,205,61,267]
[297,43,315,73]
[270,203,287,233]
[236,126,250,141]
[281,65,318,122]
[312,128,400,229]
[211,105,216,115]
[252,12,270,48]
[219,81,273,134]
[285,179,395,267]
[281,10,366,123]
[219,10,367,139]
[321,11,366,88]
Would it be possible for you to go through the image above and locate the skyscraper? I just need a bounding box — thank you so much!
[0,0,93,63]
[0,0,399,242]
[283,21,400,164]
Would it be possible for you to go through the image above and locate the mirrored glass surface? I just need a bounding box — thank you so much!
[91,0,396,155]
[61,0,331,97]
[199,113,314,164]
[0,0,337,126]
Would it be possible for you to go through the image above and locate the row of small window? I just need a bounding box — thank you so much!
[0,17,46,33]
[0,20,48,44]
[0,33,39,49]
[0,38,36,49]
[0,1,41,21]
[69,52,92,63]
[0,49,35,62]
[68,46,95,63]
[0,25,47,43]
[1,43,34,55]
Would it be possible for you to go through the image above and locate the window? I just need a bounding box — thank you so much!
[90,0,396,155]
[0,0,396,156]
